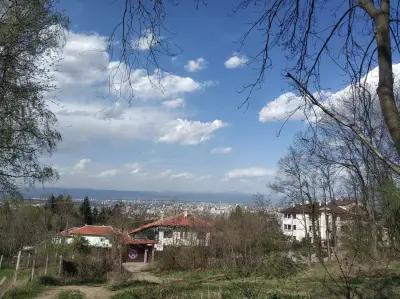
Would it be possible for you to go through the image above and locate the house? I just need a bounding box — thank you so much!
[280,199,357,242]
[60,225,118,248]
[129,212,212,251]
[59,225,156,263]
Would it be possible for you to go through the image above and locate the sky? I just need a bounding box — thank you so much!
[37,0,389,194]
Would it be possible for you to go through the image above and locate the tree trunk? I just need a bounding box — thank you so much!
[375,3,400,156]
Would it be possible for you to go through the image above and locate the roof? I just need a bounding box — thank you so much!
[61,225,156,246]
[129,213,212,235]
[61,225,115,237]
[117,233,156,245]
[280,203,318,214]
[280,202,349,215]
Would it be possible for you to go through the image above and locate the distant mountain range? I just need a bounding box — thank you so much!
[24,187,254,204]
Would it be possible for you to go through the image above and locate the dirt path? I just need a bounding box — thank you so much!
[37,285,113,299]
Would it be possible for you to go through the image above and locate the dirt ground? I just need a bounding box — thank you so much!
[37,285,113,299]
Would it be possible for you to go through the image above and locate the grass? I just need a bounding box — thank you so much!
[58,290,85,299]
[2,283,44,299]
[0,268,15,280]
[109,262,400,299]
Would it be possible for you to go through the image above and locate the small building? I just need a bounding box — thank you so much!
[60,225,118,248]
[280,199,356,242]
[59,225,156,263]
[129,212,212,251]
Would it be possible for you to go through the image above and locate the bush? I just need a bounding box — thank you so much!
[3,283,43,299]
[39,275,62,286]
[261,252,304,279]
[58,290,84,299]
[61,254,112,282]
[157,247,209,271]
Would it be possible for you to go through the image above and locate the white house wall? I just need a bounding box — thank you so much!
[65,235,112,248]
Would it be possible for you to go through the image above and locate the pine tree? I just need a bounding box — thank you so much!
[80,196,93,225]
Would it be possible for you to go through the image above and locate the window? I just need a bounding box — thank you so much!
[293,225,296,230]
[292,213,296,218]
[164,229,173,238]
[287,225,291,230]
[284,224,288,230]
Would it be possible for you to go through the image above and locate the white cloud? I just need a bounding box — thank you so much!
[163,98,185,109]
[132,30,159,51]
[224,167,274,180]
[107,64,201,101]
[72,158,91,171]
[159,119,227,145]
[259,63,400,123]
[185,57,207,72]
[124,162,142,175]
[224,54,248,69]
[259,92,304,123]
[210,147,232,154]
[50,31,225,148]
[94,169,119,178]
[170,172,194,180]
[52,31,201,102]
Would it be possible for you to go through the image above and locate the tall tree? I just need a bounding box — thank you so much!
[80,196,93,225]
[0,0,67,195]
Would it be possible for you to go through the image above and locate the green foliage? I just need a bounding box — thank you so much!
[379,182,400,249]
[262,253,305,279]
[0,0,67,195]
[58,290,84,299]
[157,246,209,271]
[80,197,93,225]
[3,283,43,299]
[39,275,62,286]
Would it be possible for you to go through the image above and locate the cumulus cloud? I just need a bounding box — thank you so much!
[52,31,201,102]
[72,158,91,171]
[54,31,109,88]
[109,66,201,101]
[259,92,304,123]
[224,167,274,180]
[163,98,185,109]
[210,147,232,154]
[132,30,159,51]
[159,119,227,145]
[185,57,207,72]
[124,162,142,175]
[47,30,226,147]
[259,63,400,123]
[224,54,248,69]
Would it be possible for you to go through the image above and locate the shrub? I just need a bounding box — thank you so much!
[39,275,62,286]
[3,283,43,299]
[58,290,84,299]
[262,252,304,279]
[61,254,112,282]
[157,247,209,271]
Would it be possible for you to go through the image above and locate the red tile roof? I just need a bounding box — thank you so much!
[61,225,156,246]
[129,214,212,235]
[61,225,115,237]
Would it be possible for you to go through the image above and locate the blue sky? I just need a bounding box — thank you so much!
[40,1,381,193]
